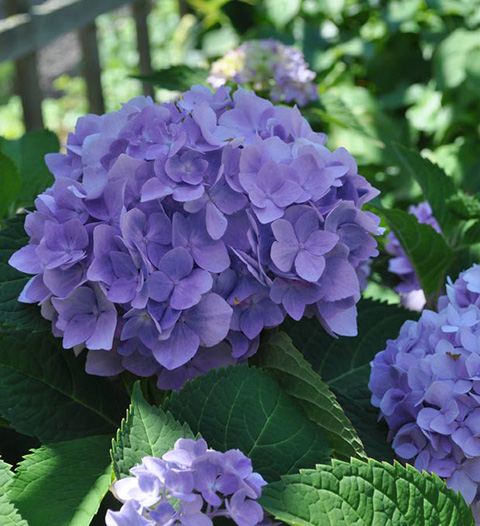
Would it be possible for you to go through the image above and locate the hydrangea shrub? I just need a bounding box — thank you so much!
[8,85,381,390]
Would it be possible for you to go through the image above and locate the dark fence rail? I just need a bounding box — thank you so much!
[0,0,154,130]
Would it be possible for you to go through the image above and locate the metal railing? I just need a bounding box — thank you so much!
[0,0,154,130]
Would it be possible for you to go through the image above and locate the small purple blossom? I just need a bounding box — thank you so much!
[208,39,318,107]
[9,85,380,388]
[106,438,267,526]
[386,201,441,311]
[369,264,480,508]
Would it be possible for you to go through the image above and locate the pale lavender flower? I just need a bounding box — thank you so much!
[208,39,318,106]
[106,438,267,526]
[369,264,480,508]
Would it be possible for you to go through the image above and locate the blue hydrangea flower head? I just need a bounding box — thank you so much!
[369,264,480,507]
[208,40,318,106]
[9,85,381,389]
[106,438,270,526]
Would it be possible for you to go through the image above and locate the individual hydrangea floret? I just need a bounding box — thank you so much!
[369,264,480,507]
[106,438,268,526]
[9,84,381,389]
[385,201,441,310]
[208,40,318,106]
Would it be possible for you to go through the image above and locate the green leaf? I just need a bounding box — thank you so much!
[0,130,59,208]
[111,382,195,479]
[0,456,13,488]
[447,191,480,220]
[134,65,209,91]
[0,328,128,443]
[0,216,45,331]
[166,365,330,482]
[391,143,458,234]
[283,299,416,462]
[462,220,480,246]
[9,435,112,526]
[0,153,21,219]
[261,458,474,526]
[264,0,301,27]
[0,492,28,526]
[254,331,365,462]
[374,206,455,300]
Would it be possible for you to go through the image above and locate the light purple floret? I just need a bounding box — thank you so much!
[369,264,480,507]
[208,39,318,107]
[386,201,441,310]
[9,85,381,389]
[106,438,270,526]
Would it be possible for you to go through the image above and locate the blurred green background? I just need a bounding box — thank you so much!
[2,0,480,200]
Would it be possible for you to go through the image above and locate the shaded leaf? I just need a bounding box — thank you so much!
[134,65,209,91]
[0,153,21,220]
[0,328,128,443]
[283,299,417,462]
[254,331,365,461]
[166,365,330,482]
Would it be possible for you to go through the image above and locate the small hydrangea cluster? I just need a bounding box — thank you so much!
[208,40,318,107]
[106,438,268,526]
[9,85,381,388]
[386,201,441,310]
[369,264,480,506]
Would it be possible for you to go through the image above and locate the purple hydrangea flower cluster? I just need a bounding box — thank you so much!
[386,201,441,311]
[208,40,318,107]
[369,264,480,506]
[9,85,381,389]
[106,438,268,526]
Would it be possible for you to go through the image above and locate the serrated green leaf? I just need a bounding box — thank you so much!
[264,0,301,27]
[261,458,474,526]
[462,220,480,246]
[0,152,21,219]
[391,143,458,234]
[0,130,59,207]
[283,299,416,462]
[0,328,128,443]
[254,331,365,462]
[0,216,46,331]
[0,456,13,488]
[9,435,112,526]
[134,65,209,91]
[112,382,195,479]
[375,206,455,300]
[0,493,28,526]
[166,365,330,482]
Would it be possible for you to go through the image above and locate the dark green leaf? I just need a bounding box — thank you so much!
[0,130,59,207]
[254,331,365,461]
[111,382,194,479]
[283,299,417,462]
[0,153,21,219]
[134,65,209,91]
[9,435,112,526]
[0,216,45,331]
[166,365,330,482]
[374,206,455,300]
[391,143,457,234]
[261,458,474,526]
[0,328,128,443]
